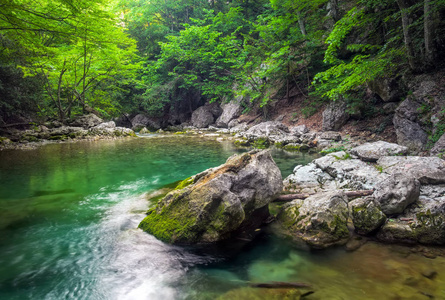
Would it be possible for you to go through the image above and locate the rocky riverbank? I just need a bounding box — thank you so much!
[0,114,135,150]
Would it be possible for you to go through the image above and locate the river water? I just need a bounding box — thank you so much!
[0,135,444,299]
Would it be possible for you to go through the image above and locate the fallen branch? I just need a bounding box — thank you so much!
[249,281,312,289]
[275,190,374,202]
[0,122,33,128]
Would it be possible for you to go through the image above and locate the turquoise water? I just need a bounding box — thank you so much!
[1,136,444,300]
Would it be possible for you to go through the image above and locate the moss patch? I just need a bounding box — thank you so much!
[175,177,194,190]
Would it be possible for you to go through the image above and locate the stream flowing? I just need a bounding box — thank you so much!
[0,135,444,299]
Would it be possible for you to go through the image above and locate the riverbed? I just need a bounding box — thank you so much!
[0,135,443,299]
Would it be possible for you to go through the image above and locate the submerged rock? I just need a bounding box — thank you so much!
[139,150,283,244]
[277,190,350,249]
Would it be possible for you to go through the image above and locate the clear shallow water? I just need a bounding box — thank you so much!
[0,136,444,300]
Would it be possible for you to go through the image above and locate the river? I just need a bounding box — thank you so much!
[0,135,443,299]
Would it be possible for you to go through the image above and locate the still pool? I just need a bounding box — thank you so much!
[0,136,444,299]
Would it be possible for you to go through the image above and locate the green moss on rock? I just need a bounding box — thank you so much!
[252,138,270,149]
[175,177,194,190]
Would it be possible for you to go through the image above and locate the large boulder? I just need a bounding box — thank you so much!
[322,100,349,131]
[376,156,445,184]
[393,98,428,152]
[350,141,408,162]
[377,185,445,245]
[216,102,242,128]
[368,78,402,102]
[283,163,333,194]
[191,104,222,128]
[241,121,294,144]
[139,150,283,244]
[131,114,162,131]
[277,190,350,249]
[373,173,420,215]
[393,114,428,152]
[350,197,386,235]
[314,151,388,190]
[70,114,103,129]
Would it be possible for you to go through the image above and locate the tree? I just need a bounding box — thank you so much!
[1,0,139,121]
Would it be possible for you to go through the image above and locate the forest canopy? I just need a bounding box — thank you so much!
[1,0,444,124]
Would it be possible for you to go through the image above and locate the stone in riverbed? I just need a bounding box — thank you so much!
[138,150,283,244]
[277,190,350,249]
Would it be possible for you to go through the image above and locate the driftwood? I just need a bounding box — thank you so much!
[0,122,33,128]
[249,281,312,289]
[275,190,374,202]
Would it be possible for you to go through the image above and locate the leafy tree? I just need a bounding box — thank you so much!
[1,0,139,122]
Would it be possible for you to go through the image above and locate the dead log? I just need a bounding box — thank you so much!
[0,122,33,128]
[275,190,374,202]
[249,281,312,289]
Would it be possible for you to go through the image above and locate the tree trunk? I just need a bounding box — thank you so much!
[274,190,374,202]
[424,0,436,68]
[396,0,419,71]
[330,0,339,22]
[296,11,307,37]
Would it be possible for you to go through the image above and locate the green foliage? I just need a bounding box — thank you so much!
[0,0,140,122]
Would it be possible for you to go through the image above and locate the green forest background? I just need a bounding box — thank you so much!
[1,0,444,124]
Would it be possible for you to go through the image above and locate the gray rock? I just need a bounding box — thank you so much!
[139,127,150,134]
[289,125,309,136]
[215,102,242,128]
[277,190,350,249]
[413,80,437,100]
[131,114,162,131]
[319,131,341,141]
[373,173,420,215]
[300,132,317,144]
[376,183,445,245]
[70,114,103,129]
[396,98,421,121]
[350,197,386,235]
[393,114,428,152]
[314,151,388,190]
[284,163,333,193]
[430,133,445,156]
[350,141,408,162]
[393,98,428,152]
[230,123,249,134]
[245,121,289,137]
[191,105,217,128]
[322,100,349,131]
[377,156,445,184]
[228,119,241,129]
[368,78,402,102]
[50,126,85,136]
[382,102,399,114]
[138,150,283,244]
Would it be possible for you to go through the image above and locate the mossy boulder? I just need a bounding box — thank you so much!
[277,190,350,249]
[139,150,283,244]
[350,196,386,235]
